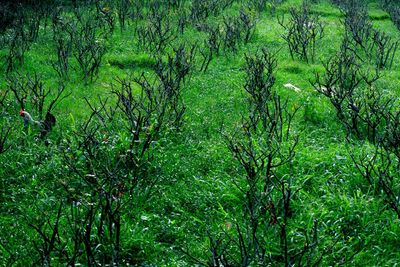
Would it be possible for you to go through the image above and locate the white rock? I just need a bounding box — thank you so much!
[284,83,301,92]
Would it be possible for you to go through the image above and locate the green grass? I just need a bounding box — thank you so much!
[1,0,400,265]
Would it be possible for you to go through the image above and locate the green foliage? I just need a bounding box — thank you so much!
[1,0,400,266]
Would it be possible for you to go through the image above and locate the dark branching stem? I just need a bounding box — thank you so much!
[278,2,324,63]
[221,47,302,265]
[28,201,63,266]
[0,124,11,154]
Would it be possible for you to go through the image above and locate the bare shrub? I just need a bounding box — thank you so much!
[222,16,242,52]
[73,16,107,83]
[116,0,131,31]
[0,119,11,154]
[1,4,50,73]
[3,20,29,73]
[190,0,235,25]
[339,2,398,69]
[199,25,222,72]
[350,108,400,218]
[342,3,372,51]
[51,10,74,79]
[153,44,196,127]
[372,30,399,69]
[239,7,257,44]
[278,2,324,63]
[94,1,115,34]
[311,39,391,143]
[7,72,69,137]
[55,63,191,264]
[380,0,400,31]
[136,3,176,54]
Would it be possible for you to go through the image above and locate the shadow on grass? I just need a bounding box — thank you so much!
[108,56,156,70]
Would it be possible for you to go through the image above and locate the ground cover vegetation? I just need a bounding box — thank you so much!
[0,0,400,265]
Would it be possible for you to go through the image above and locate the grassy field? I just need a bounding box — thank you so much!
[1,0,400,265]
